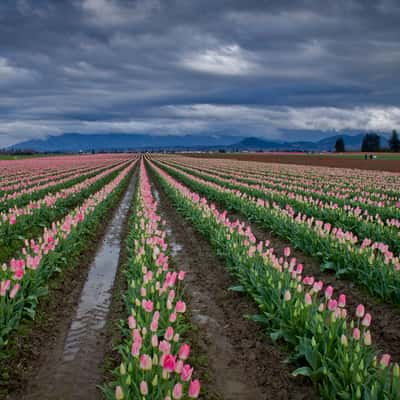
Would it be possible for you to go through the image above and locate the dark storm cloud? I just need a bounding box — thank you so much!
[0,0,400,145]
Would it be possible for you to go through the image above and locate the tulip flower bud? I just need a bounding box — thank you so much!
[140,381,148,396]
[152,374,158,386]
[380,354,391,368]
[120,363,126,375]
[363,330,371,346]
[356,304,365,318]
[115,386,124,400]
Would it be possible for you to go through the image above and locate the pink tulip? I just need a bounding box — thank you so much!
[327,299,337,311]
[179,343,190,360]
[175,300,186,313]
[163,354,176,372]
[159,340,171,354]
[189,379,201,398]
[304,293,312,305]
[139,354,152,370]
[362,313,372,327]
[175,359,184,373]
[169,312,177,323]
[140,381,148,395]
[142,299,154,313]
[172,383,183,399]
[131,341,141,357]
[296,263,303,274]
[9,283,20,299]
[338,294,346,308]
[181,364,193,381]
[356,304,365,318]
[352,327,361,341]
[115,385,124,400]
[0,280,10,296]
[178,270,185,280]
[128,315,136,329]
[165,326,174,341]
[284,247,291,257]
[380,354,391,367]
[324,285,333,299]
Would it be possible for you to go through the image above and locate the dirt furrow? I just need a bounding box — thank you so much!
[150,172,316,400]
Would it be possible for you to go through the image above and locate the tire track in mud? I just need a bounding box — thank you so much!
[150,171,316,400]
[11,173,137,400]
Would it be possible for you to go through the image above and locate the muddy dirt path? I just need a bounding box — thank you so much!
[188,153,400,173]
[13,174,137,400]
[150,173,316,400]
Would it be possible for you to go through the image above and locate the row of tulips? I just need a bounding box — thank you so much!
[166,158,400,230]
[164,156,400,221]
[0,161,133,265]
[148,159,400,400]
[0,154,130,182]
[0,159,137,350]
[153,160,400,304]
[0,158,131,212]
[184,156,400,202]
[104,159,200,399]
[164,157,400,221]
[0,159,132,230]
[0,158,118,195]
[161,159,400,254]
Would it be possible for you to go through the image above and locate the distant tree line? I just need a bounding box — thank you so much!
[334,130,400,153]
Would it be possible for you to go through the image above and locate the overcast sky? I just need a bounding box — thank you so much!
[1,0,400,146]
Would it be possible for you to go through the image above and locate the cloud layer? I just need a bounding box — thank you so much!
[1,0,400,146]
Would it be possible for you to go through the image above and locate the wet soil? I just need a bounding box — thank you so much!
[6,172,137,400]
[188,153,400,173]
[150,172,317,400]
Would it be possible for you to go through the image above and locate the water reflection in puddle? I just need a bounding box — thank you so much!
[62,176,136,362]
[164,226,183,256]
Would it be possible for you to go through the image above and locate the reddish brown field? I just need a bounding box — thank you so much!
[188,153,400,172]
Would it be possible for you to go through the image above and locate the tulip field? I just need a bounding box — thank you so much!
[2,153,400,399]
[0,154,138,348]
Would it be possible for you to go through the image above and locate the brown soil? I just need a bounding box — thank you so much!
[223,209,400,363]
[3,171,137,400]
[188,153,400,173]
[150,171,317,400]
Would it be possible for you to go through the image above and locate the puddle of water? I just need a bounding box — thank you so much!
[63,176,136,361]
[171,242,183,256]
[154,195,183,256]
[23,174,137,400]
[153,188,161,202]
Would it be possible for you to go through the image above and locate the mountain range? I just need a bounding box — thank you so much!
[7,132,390,152]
